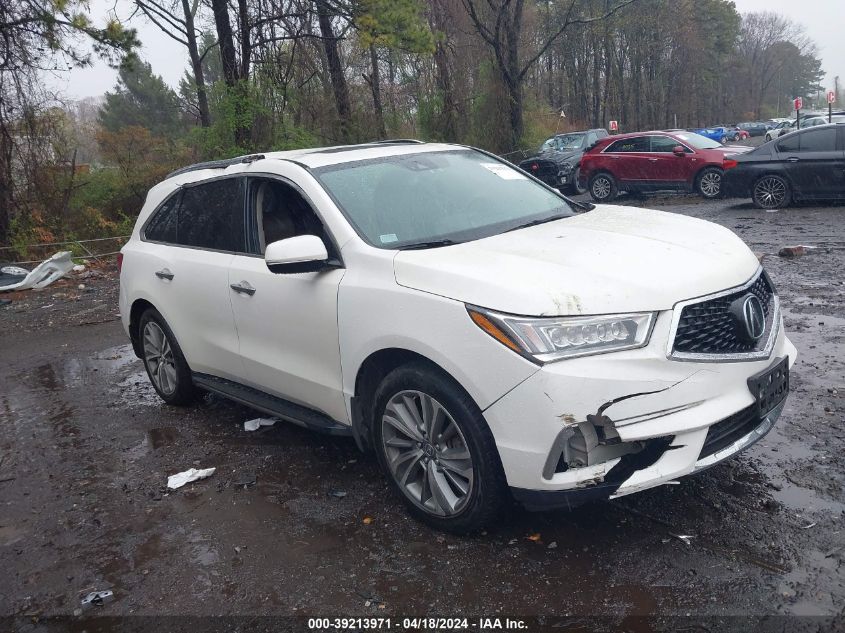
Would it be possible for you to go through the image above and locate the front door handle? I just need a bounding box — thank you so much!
[155,268,174,281]
[649,158,659,162]
[787,157,800,162]
[230,281,256,296]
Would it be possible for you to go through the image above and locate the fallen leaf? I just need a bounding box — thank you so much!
[527,533,542,542]
[363,516,373,525]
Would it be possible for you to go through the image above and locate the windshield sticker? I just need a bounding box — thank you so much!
[482,163,526,180]
[380,233,398,243]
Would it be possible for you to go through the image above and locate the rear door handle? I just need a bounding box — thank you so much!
[155,268,174,281]
[649,158,659,162]
[230,281,256,296]
[787,157,800,162]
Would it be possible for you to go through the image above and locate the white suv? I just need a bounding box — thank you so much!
[120,141,796,532]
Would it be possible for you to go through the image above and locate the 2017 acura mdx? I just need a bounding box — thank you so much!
[120,141,795,532]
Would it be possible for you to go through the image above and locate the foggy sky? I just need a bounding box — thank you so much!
[46,0,844,103]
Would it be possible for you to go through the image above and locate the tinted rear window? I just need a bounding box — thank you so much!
[178,179,245,252]
[144,193,180,243]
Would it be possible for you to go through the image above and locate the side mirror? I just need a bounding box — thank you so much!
[673,146,686,157]
[265,235,329,274]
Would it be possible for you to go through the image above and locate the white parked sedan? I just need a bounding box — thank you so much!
[119,141,796,532]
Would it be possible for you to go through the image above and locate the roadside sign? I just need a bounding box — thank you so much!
[793,97,803,111]
[828,91,836,104]
[609,120,618,132]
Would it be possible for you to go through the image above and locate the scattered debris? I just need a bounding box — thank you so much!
[800,522,817,529]
[72,264,86,273]
[778,245,815,258]
[234,472,256,488]
[80,590,114,609]
[526,533,542,542]
[166,467,216,490]
[362,516,373,525]
[244,417,277,432]
[327,489,348,498]
[547,541,558,549]
[0,252,74,292]
[670,533,695,545]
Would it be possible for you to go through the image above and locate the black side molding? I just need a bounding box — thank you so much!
[192,373,352,437]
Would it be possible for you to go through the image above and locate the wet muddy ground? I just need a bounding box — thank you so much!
[0,197,843,628]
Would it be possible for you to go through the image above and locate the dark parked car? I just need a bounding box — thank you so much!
[737,122,769,137]
[578,130,751,202]
[722,123,845,209]
[519,129,608,194]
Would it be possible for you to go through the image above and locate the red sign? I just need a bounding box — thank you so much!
[828,91,837,104]
[609,120,618,131]
[793,97,803,111]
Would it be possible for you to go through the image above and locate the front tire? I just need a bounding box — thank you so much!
[139,308,198,406]
[589,172,618,202]
[570,167,587,195]
[752,175,792,210]
[696,167,723,199]
[373,363,508,533]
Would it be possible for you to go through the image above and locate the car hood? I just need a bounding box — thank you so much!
[393,205,760,316]
[520,150,581,165]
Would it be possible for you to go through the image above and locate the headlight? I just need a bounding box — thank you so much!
[467,306,656,363]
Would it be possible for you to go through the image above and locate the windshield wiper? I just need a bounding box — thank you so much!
[396,238,460,250]
[504,213,570,233]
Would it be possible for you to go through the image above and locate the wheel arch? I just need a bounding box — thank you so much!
[129,298,157,358]
[350,347,482,453]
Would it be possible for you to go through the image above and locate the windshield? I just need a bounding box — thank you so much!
[541,134,585,152]
[313,149,573,249]
[672,132,723,149]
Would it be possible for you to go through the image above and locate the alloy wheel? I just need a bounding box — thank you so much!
[381,390,474,517]
[699,171,721,198]
[754,176,787,209]
[143,321,178,395]
[591,176,612,200]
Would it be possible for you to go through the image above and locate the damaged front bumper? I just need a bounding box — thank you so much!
[483,310,797,510]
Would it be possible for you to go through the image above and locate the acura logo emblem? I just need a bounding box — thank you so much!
[731,294,765,343]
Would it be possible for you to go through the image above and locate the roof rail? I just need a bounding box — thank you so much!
[166,154,266,179]
[368,139,425,144]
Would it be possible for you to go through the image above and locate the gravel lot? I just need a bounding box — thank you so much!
[1,193,843,630]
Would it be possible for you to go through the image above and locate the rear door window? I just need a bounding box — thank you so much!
[778,128,836,153]
[177,178,246,252]
[798,128,837,152]
[605,137,649,153]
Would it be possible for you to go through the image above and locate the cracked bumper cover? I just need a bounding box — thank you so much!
[482,312,797,507]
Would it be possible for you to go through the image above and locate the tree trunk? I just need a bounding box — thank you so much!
[369,45,386,139]
[182,0,210,127]
[433,40,458,141]
[316,0,352,142]
[210,0,250,146]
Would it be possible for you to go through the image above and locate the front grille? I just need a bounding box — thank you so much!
[672,272,776,356]
[698,404,760,459]
[520,159,559,184]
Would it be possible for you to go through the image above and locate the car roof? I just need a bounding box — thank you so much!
[163,140,469,182]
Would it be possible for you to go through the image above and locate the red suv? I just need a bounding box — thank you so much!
[578,131,750,202]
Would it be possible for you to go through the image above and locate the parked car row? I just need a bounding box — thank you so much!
[521,120,845,209]
[520,128,750,201]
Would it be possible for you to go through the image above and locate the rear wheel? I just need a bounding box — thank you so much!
[589,172,618,202]
[752,175,791,210]
[696,167,723,199]
[139,308,198,405]
[373,363,508,533]
[733,132,741,141]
